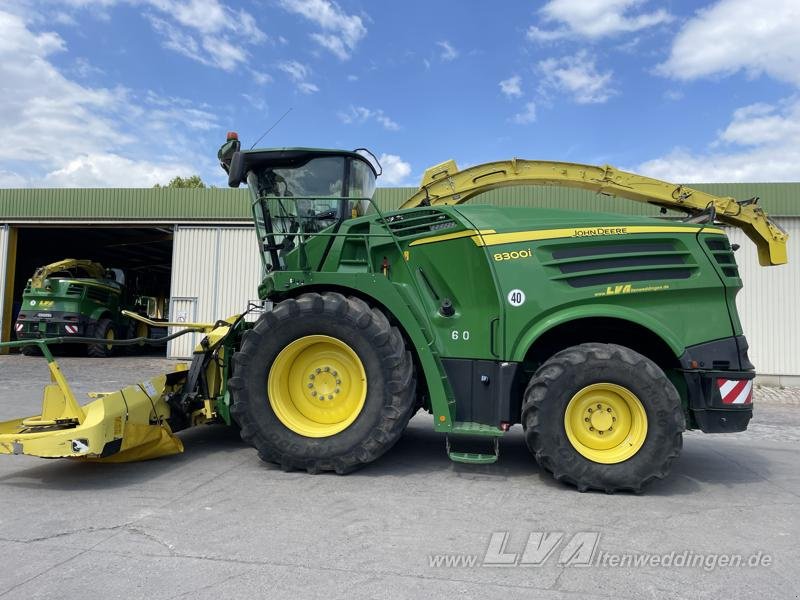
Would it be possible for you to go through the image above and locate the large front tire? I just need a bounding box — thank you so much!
[87,318,116,358]
[522,343,684,493]
[229,292,416,474]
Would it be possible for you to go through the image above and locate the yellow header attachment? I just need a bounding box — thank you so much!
[400,159,788,266]
[31,258,107,288]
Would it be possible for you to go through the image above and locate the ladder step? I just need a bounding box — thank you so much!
[446,434,500,465]
[448,450,498,465]
[450,421,505,437]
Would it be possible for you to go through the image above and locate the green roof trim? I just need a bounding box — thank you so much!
[0,182,797,222]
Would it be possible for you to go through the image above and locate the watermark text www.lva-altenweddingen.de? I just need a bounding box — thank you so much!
[428,532,772,572]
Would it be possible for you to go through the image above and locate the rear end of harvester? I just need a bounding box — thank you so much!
[0,133,785,493]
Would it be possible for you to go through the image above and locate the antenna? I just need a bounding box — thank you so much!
[250,108,293,150]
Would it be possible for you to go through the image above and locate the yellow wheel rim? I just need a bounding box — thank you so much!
[105,328,115,351]
[268,335,367,438]
[564,383,648,464]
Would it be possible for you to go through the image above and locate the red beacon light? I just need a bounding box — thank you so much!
[226,131,238,141]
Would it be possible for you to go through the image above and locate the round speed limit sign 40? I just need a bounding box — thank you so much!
[507,289,526,307]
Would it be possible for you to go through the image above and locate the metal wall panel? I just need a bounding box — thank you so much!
[726,217,800,377]
[0,188,252,222]
[1,182,799,222]
[168,227,261,358]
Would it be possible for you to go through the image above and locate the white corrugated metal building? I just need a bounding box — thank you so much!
[168,226,263,358]
[727,222,800,385]
[0,185,797,384]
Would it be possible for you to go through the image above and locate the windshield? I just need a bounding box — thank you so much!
[256,157,345,198]
[246,155,376,272]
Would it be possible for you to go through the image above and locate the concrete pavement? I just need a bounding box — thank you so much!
[0,356,797,599]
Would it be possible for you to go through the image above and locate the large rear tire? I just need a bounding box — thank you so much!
[229,292,416,474]
[87,318,116,358]
[521,343,684,493]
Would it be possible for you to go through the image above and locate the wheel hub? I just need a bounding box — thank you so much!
[589,407,614,432]
[307,367,341,400]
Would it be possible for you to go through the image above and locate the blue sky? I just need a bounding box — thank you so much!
[0,0,798,188]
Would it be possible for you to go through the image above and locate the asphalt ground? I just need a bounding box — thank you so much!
[0,356,798,600]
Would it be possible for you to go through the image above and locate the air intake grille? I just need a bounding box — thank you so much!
[704,238,740,279]
[545,241,695,288]
[381,210,456,238]
[86,287,111,304]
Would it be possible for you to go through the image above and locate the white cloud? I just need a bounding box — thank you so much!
[279,0,366,60]
[0,11,210,187]
[528,0,672,41]
[526,26,566,43]
[146,0,264,42]
[378,153,411,185]
[637,98,800,182]
[59,0,266,71]
[512,101,537,125]
[657,0,800,86]
[72,57,104,78]
[338,106,399,131]
[43,153,191,187]
[537,51,615,104]
[644,1,800,183]
[297,82,319,94]
[499,75,522,98]
[277,60,319,93]
[249,69,273,86]
[145,0,266,71]
[437,40,458,62]
[242,93,267,111]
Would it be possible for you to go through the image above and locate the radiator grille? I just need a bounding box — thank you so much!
[544,241,695,288]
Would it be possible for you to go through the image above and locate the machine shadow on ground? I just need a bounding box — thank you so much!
[0,413,771,497]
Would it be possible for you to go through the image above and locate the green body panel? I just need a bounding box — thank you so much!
[17,276,137,339]
[258,201,744,427]
[20,279,121,319]
[455,205,737,360]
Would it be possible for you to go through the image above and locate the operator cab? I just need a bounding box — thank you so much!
[219,133,380,271]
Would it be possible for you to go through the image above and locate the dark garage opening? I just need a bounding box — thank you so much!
[10,226,173,355]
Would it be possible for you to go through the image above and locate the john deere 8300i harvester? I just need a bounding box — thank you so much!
[0,133,788,492]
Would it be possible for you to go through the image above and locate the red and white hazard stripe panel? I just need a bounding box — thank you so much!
[717,378,753,405]
[65,325,79,334]
[14,323,23,332]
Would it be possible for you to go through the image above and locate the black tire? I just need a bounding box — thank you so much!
[521,343,684,493]
[229,292,417,474]
[21,344,41,356]
[87,318,116,358]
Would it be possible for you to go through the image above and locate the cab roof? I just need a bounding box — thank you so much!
[227,147,377,188]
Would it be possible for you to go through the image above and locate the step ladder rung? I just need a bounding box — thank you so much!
[446,435,500,465]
